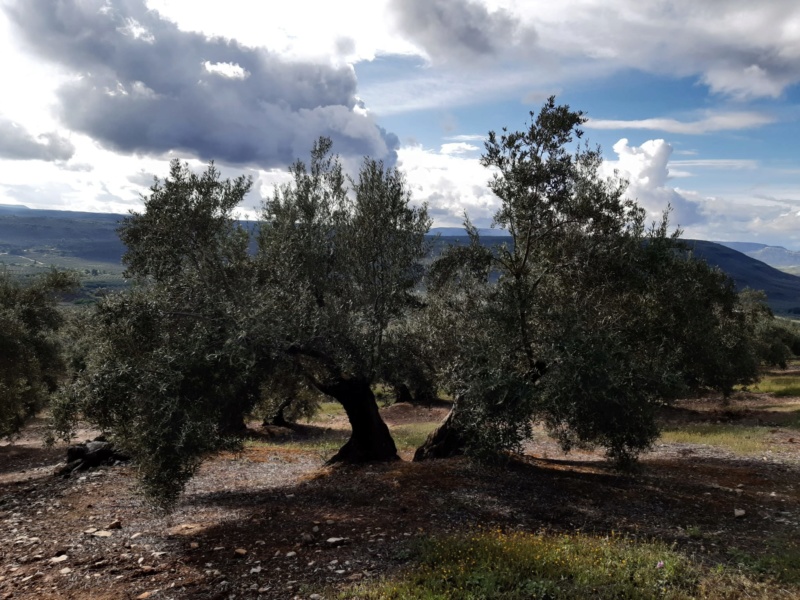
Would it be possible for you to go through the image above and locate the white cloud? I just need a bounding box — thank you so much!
[117,17,155,43]
[397,144,497,227]
[587,112,775,135]
[526,1,800,100]
[601,137,800,247]
[680,189,800,247]
[137,0,800,106]
[670,159,758,169]
[203,61,249,80]
[445,134,486,142]
[702,64,790,100]
[440,142,479,155]
[145,0,417,64]
[5,0,398,169]
[605,138,704,226]
[59,1,799,108]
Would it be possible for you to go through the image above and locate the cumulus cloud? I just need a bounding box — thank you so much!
[522,0,800,100]
[587,112,775,135]
[680,189,800,248]
[445,134,486,142]
[398,137,715,234]
[398,144,497,227]
[440,142,480,155]
[0,117,74,161]
[389,0,537,64]
[702,64,792,100]
[607,139,704,227]
[4,0,398,168]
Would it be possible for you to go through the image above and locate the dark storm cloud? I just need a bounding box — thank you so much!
[390,0,537,64]
[0,117,75,161]
[5,0,398,167]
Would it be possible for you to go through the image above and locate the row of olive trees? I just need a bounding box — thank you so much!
[0,269,78,438]
[53,138,430,504]
[49,99,794,505]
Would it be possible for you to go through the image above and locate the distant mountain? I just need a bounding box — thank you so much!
[715,241,770,254]
[0,207,126,263]
[683,240,800,313]
[746,246,800,268]
[0,204,33,214]
[716,241,800,269]
[2,207,800,314]
[430,227,509,237]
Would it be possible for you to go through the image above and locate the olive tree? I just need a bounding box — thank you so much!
[258,137,430,463]
[53,160,272,504]
[415,98,761,465]
[736,288,800,371]
[0,269,77,438]
[56,139,430,504]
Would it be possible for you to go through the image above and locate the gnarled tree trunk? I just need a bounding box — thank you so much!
[265,395,294,427]
[395,383,414,404]
[413,407,466,461]
[218,410,247,436]
[320,377,399,464]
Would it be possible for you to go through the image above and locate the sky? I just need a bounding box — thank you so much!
[0,0,799,247]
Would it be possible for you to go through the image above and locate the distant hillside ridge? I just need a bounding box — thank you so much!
[715,241,770,254]
[0,207,126,263]
[429,227,509,237]
[683,240,800,313]
[2,207,800,313]
[716,241,800,269]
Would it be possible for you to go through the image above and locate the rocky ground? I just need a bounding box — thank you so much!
[1,397,799,599]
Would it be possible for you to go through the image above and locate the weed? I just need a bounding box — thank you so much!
[685,525,704,540]
[347,530,786,599]
[391,423,438,452]
[660,424,770,454]
[726,536,800,585]
[750,375,800,398]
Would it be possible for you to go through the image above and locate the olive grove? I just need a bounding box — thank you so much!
[54,100,787,504]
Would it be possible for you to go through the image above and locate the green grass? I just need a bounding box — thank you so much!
[660,424,771,454]
[727,536,800,586]
[749,375,800,398]
[390,423,438,451]
[346,530,784,599]
[313,401,346,419]
[246,421,437,459]
[272,430,348,456]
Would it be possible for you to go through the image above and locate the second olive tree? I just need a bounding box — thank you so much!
[415,98,762,464]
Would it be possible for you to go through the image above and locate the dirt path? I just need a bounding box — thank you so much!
[1,397,798,599]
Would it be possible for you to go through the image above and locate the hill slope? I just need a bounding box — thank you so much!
[2,207,800,313]
[0,205,126,262]
[682,240,800,313]
[716,241,800,269]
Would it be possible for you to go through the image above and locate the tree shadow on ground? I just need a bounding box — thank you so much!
[0,444,63,477]
[165,453,800,597]
[242,423,347,445]
[660,404,800,427]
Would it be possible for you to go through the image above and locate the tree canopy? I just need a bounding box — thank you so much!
[0,269,77,438]
[55,102,788,505]
[56,141,430,503]
[414,98,767,464]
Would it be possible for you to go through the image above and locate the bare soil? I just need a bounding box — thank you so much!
[1,395,799,599]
